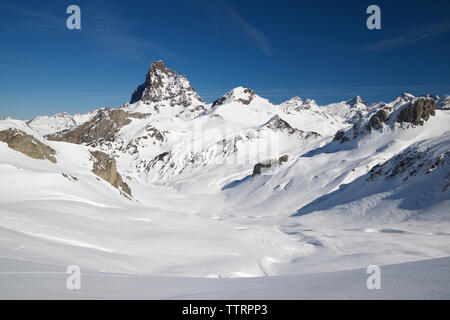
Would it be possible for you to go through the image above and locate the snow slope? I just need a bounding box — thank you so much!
[1,256,449,299]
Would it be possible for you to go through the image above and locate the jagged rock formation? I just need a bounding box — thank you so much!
[334,97,438,143]
[253,154,289,175]
[49,108,149,145]
[366,139,450,192]
[236,88,255,105]
[262,115,321,137]
[130,60,204,106]
[89,150,131,197]
[365,105,392,131]
[397,98,436,125]
[332,130,348,143]
[146,151,171,170]
[437,95,450,110]
[212,87,255,108]
[0,128,57,163]
[262,115,297,134]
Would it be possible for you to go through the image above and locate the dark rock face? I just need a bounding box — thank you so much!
[49,108,149,145]
[261,115,321,138]
[365,106,392,131]
[147,152,171,169]
[0,128,57,163]
[145,125,166,142]
[278,154,289,163]
[333,130,345,142]
[253,161,272,175]
[212,87,255,108]
[89,150,131,197]
[437,95,450,110]
[264,115,296,133]
[397,98,436,125]
[237,88,255,105]
[366,141,449,189]
[253,155,289,175]
[129,60,204,106]
[212,96,227,108]
[333,130,350,143]
[130,83,147,105]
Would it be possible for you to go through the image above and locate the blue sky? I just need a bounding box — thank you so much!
[0,0,449,119]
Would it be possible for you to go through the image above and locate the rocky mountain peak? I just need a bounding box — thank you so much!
[279,96,301,107]
[279,96,320,113]
[289,96,303,103]
[346,96,369,107]
[393,93,415,107]
[129,60,204,106]
[301,98,319,109]
[400,92,415,100]
[396,97,436,126]
[212,87,255,107]
[437,94,450,110]
[262,115,296,133]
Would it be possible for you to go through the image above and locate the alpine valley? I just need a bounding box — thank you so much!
[1,61,450,298]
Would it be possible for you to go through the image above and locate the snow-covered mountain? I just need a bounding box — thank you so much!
[124,60,206,118]
[1,61,449,297]
[27,110,98,136]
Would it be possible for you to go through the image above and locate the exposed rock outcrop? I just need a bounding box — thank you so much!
[397,98,436,125]
[366,141,449,188]
[437,95,450,110]
[49,108,149,145]
[237,88,255,105]
[261,115,320,138]
[332,130,350,143]
[89,150,132,197]
[147,151,171,170]
[263,115,297,134]
[145,125,166,142]
[253,154,289,175]
[212,87,255,108]
[365,105,392,131]
[0,128,57,163]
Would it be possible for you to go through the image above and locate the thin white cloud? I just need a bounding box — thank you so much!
[0,0,62,26]
[361,22,450,53]
[222,1,273,55]
[87,8,181,61]
[187,0,273,55]
[0,1,180,62]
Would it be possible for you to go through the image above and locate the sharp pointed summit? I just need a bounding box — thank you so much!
[129,60,204,106]
[346,96,369,107]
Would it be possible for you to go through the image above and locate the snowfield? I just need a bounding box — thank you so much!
[1,61,449,299]
[1,257,449,299]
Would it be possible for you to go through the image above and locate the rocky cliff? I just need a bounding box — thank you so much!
[89,150,132,197]
[0,128,57,163]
